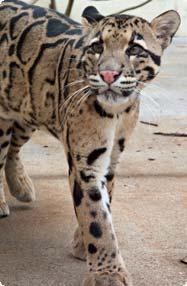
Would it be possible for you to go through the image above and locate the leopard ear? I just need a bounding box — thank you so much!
[151,10,181,50]
[82,6,104,32]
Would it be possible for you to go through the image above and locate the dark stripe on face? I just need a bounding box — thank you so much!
[73,180,84,207]
[94,101,114,119]
[89,222,103,238]
[144,66,155,80]
[80,171,95,183]
[87,147,107,165]
[147,50,161,66]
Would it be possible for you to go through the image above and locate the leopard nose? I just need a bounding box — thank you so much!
[100,70,119,84]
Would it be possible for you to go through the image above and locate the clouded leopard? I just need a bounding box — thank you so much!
[0,1,180,285]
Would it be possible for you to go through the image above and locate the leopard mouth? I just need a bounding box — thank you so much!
[91,87,135,98]
[94,89,139,111]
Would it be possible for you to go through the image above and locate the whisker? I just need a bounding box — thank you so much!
[59,85,86,111]
[62,86,90,125]
[62,80,85,91]
[68,91,90,119]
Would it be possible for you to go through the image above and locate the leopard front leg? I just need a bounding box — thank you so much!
[69,156,132,286]
[65,109,133,286]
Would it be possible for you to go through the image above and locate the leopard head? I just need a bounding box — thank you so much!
[78,6,180,108]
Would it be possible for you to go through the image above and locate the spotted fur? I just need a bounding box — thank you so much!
[0,1,180,285]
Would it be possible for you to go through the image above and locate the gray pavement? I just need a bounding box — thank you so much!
[0,39,187,286]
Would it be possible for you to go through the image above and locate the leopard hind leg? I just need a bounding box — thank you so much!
[0,118,13,217]
[5,121,36,203]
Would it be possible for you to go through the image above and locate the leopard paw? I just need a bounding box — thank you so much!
[72,227,86,261]
[83,271,133,286]
[5,158,35,203]
[0,201,10,218]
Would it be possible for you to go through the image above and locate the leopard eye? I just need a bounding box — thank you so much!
[127,44,145,56]
[91,41,103,54]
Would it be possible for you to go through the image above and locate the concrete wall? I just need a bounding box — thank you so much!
[25,0,187,36]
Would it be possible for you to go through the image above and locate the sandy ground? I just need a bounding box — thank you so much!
[0,40,187,286]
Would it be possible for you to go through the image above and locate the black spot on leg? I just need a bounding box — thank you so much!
[76,154,81,161]
[118,138,125,152]
[125,105,132,113]
[105,172,114,182]
[98,262,102,267]
[14,122,26,133]
[88,243,97,254]
[89,188,101,202]
[3,70,7,79]
[90,222,103,238]
[0,163,3,169]
[6,127,12,135]
[20,135,30,141]
[80,170,95,183]
[67,152,73,173]
[103,211,107,219]
[113,265,117,269]
[107,203,111,213]
[73,180,84,207]
[111,252,116,258]
[1,141,9,148]
[90,211,97,218]
[87,147,107,165]
[74,205,78,218]
[0,129,4,136]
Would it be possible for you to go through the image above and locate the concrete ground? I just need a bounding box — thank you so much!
[0,40,187,286]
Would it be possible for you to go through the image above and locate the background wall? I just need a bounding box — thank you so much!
[29,0,187,36]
